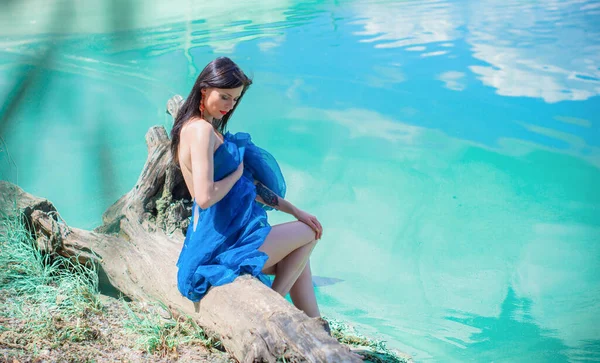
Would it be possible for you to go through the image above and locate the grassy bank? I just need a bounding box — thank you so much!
[0,208,229,362]
[0,208,409,362]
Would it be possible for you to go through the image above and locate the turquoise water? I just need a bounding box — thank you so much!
[1,0,599,361]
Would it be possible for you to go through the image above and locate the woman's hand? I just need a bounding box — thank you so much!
[294,209,323,240]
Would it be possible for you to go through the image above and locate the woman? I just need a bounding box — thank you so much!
[170,57,324,320]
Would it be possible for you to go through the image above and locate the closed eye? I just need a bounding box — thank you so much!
[221,93,240,101]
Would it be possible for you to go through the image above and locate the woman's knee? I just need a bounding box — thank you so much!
[291,221,318,246]
[302,222,321,242]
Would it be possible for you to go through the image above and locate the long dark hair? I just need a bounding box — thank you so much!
[170,57,252,164]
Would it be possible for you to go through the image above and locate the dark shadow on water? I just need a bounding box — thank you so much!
[312,275,344,287]
[570,339,600,362]
[353,349,409,363]
[446,287,594,362]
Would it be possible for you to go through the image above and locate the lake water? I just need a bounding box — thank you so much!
[1,0,599,361]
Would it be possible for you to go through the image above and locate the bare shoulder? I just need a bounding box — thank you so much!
[181,118,214,146]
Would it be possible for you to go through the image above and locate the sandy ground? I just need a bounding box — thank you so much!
[0,294,234,363]
[0,291,411,363]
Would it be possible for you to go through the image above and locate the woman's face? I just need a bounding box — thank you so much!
[202,86,243,121]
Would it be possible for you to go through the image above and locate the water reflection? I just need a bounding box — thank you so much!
[284,104,600,361]
[352,0,600,103]
[513,223,600,355]
[447,288,573,362]
[352,0,463,50]
[437,71,466,91]
[0,0,292,79]
[1,0,599,361]
[0,0,291,40]
[468,0,600,102]
[0,0,294,228]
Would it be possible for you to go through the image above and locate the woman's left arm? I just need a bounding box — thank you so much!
[254,180,323,240]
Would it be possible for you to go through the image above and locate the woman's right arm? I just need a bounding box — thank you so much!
[189,123,243,209]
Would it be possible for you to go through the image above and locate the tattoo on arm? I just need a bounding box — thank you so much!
[256,182,279,207]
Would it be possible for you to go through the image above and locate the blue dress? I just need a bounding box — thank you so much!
[176,131,286,302]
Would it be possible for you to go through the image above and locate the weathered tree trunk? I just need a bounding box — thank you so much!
[0,120,361,362]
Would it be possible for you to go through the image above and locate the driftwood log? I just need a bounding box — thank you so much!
[0,99,361,362]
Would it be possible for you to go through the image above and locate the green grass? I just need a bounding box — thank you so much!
[0,208,102,352]
[0,207,226,360]
[325,317,411,363]
[122,299,224,358]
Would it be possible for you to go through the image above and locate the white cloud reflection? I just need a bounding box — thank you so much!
[289,107,421,144]
[438,71,466,91]
[284,105,600,360]
[421,50,449,58]
[366,64,405,88]
[467,0,600,102]
[352,0,600,102]
[352,0,463,49]
[466,0,600,103]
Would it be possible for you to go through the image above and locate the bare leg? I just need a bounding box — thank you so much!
[272,240,316,295]
[289,260,320,318]
[262,254,320,317]
[259,221,319,308]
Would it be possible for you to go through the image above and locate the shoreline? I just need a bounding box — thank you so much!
[1,288,412,363]
[0,205,411,362]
